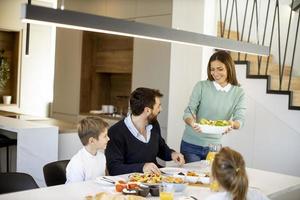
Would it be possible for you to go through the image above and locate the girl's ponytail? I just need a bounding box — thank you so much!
[212,147,248,200]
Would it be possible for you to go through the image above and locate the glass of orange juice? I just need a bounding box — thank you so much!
[206,151,217,163]
[206,144,222,164]
[210,178,220,192]
[159,184,174,200]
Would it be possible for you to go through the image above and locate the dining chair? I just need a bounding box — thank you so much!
[43,160,70,186]
[0,134,17,172]
[0,172,39,194]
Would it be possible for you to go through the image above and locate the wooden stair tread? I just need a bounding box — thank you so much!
[248,64,291,76]
[231,52,273,63]
[270,75,300,91]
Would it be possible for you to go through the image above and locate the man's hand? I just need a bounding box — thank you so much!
[143,162,160,174]
[171,152,185,166]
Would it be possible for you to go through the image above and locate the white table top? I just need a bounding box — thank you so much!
[0,162,299,200]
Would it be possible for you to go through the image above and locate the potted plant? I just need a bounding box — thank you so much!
[0,49,11,104]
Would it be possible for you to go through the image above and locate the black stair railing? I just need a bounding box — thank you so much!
[219,0,300,92]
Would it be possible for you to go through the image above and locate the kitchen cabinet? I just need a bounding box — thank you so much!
[80,32,133,115]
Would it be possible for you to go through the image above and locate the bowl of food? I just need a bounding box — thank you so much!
[196,119,231,134]
[185,171,199,183]
[162,176,187,192]
[173,172,186,182]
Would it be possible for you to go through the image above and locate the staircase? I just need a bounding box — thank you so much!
[218,23,300,110]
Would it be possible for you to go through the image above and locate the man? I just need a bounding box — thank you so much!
[105,87,185,175]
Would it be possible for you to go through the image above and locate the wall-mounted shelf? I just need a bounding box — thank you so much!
[0,30,20,104]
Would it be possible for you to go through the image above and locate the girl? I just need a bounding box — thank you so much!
[207,147,269,200]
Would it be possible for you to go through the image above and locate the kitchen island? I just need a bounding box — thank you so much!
[0,116,58,187]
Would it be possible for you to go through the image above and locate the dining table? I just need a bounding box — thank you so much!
[0,161,299,200]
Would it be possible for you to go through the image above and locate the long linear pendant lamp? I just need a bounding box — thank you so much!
[21,4,269,56]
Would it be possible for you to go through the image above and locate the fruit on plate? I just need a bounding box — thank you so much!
[127,182,139,190]
[129,173,162,184]
[186,171,199,177]
[115,180,127,192]
[199,118,230,126]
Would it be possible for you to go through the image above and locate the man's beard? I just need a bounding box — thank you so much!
[147,112,159,124]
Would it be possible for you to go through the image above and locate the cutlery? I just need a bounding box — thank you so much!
[190,196,198,200]
[100,176,115,184]
[184,196,198,200]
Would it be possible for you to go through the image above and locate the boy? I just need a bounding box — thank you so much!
[66,116,109,183]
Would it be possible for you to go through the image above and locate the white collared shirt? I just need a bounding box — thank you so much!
[213,81,232,92]
[124,115,153,143]
[65,147,106,183]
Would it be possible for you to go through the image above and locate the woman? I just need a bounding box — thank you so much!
[206,147,269,200]
[180,50,246,163]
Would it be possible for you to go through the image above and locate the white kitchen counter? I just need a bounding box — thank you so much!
[0,116,58,187]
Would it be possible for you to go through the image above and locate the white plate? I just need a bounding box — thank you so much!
[196,124,231,134]
[198,176,210,184]
[160,167,188,175]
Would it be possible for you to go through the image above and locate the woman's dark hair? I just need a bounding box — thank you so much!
[212,147,248,200]
[130,87,163,116]
[207,50,239,86]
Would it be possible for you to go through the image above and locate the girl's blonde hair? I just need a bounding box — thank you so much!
[212,147,248,200]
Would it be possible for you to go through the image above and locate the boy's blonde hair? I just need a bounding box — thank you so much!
[77,116,109,145]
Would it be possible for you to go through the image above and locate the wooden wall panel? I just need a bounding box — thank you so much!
[80,32,94,112]
[80,31,133,114]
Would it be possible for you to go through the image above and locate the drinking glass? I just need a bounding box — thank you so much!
[209,177,220,192]
[159,183,174,200]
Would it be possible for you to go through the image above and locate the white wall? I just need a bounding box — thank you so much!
[223,64,300,176]
[52,28,82,122]
[0,0,56,117]
[132,16,172,139]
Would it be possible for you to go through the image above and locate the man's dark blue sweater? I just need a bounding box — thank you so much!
[105,119,174,175]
